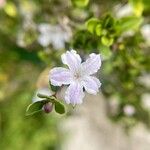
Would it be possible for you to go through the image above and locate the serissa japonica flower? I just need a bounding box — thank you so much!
[49,50,101,105]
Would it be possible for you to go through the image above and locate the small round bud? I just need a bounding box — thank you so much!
[43,103,53,113]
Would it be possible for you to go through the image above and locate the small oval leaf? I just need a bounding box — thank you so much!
[49,82,60,92]
[26,100,50,116]
[54,101,65,114]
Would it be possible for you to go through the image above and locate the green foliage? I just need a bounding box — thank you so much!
[101,36,114,46]
[26,93,65,115]
[129,0,144,16]
[54,101,65,114]
[117,16,143,33]
[85,15,117,46]
[71,0,89,7]
[98,45,112,59]
[26,100,49,116]
[85,15,143,47]
[71,1,150,128]
[50,83,60,93]
[0,54,59,149]
[86,18,100,34]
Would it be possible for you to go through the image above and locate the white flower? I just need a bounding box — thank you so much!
[38,23,71,49]
[49,50,101,105]
[123,105,135,116]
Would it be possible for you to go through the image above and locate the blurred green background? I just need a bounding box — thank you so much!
[0,0,150,149]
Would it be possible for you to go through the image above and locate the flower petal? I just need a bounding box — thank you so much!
[61,50,81,73]
[49,67,72,86]
[65,82,85,105]
[38,34,51,47]
[82,76,101,95]
[82,53,101,75]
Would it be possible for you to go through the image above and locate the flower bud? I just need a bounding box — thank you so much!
[43,103,53,113]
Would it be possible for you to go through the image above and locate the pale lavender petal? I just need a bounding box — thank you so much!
[38,34,51,47]
[82,53,101,75]
[61,50,81,73]
[49,67,72,86]
[82,76,101,95]
[65,82,85,105]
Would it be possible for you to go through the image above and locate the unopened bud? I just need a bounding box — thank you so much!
[43,103,53,113]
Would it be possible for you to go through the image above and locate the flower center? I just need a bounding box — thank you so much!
[74,71,82,80]
[74,73,80,79]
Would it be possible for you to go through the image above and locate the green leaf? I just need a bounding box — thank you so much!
[71,0,89,7]
[95,24,102,36]
[37,93,51,99]
[101,36,114,46]
[118,16,143,33]
[129,0,144,17]
[142,0,150,11]
[26,100,50,116]
[4,2,17,17]
[99,44,112,59]
[37,93,56,103]
[86,18,100,34]
[103,14,115,29]
[49,81,60,92]
[54,101,65,114]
